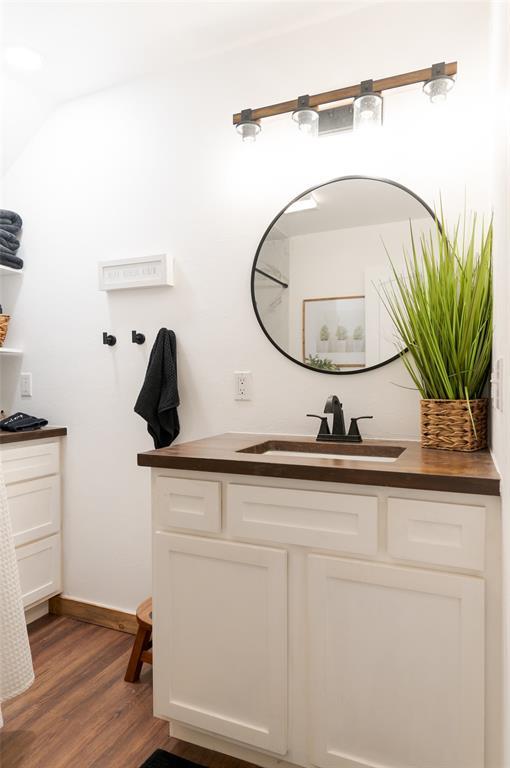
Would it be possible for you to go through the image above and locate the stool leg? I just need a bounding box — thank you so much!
[125,626,152,682]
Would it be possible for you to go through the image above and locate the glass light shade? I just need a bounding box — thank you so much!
[423,76,454,104]
[236,121,261,142]
[353,93,383,131]
[292,107,319,135]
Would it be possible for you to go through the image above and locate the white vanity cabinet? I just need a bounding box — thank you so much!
[153,532,287,753]
[0,435,65,614]
[151,470,501,768]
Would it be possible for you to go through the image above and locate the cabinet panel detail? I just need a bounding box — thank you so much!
[16,534,61,608]
[155,476,221,532]
[308,555,484,768]
[8,475,60,547]
[153,533,287,754]
[388,497,485,570]
[1,441,60,485]
[227,484,377,555]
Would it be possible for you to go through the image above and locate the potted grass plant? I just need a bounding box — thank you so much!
[381,209,493,451]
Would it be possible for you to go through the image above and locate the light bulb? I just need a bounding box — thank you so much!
[423,62,455,104]
[292,95,319,137]
[353,93,383,131]
[292,108,319,135]
[235,110,261,143]
[423,76,454,104]
[236,121,261,142]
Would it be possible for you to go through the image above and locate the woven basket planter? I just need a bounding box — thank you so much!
[0,314,10,347]
[420,398,488,452]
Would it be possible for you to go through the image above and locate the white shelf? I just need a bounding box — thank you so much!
[0,347,23,356]
[0,264,23,276]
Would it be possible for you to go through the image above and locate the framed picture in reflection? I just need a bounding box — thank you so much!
[302,295,366,371]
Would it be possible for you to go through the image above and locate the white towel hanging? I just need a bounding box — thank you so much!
[0,462,34,726]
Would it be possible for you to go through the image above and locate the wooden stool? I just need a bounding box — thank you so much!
[124,597,153,682]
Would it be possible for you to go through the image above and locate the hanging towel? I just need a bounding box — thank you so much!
[0,230,20,254]
[0,211,22,235]
[0,465,34,727]
[134,328,180,449]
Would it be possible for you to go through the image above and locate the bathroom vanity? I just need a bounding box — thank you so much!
[140,433,502,768]
[0,426,66,620]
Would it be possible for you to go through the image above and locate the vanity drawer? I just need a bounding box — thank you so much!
[154,476,221,532]
[0,441,60,485]
[387,497,485,570]
[8,475,61,547]
[227,484,378,555]
[16,534,61,608]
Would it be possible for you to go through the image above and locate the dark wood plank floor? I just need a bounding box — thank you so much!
[0,615,257,768]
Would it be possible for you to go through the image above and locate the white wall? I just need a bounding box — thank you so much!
[0,1,495,612]
[488,1,510,765]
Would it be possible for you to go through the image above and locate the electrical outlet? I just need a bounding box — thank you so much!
[234,371,252,401]
[20,372,32,398]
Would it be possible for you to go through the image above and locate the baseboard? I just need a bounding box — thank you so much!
[48,595,137,634]
[25,600,49,625]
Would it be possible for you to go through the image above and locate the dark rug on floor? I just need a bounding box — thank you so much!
[140,750,205,768]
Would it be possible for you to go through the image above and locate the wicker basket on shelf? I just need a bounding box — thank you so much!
[420,398,488,452]
[0,314,10,347]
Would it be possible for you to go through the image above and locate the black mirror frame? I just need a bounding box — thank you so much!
[251,175,438,375]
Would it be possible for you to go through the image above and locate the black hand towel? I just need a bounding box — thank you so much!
[0,412,48,432]
[0,210,22,234]
[134,329,180,449]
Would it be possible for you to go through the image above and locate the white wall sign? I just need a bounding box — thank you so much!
[98,254,173,290]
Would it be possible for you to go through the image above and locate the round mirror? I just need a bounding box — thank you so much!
[251,176,437,374]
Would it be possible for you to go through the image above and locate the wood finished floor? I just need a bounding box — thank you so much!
[0,615,257,768]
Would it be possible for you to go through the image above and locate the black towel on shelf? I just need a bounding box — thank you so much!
[0,412,48,432]
[0,253,23,269]
[134,328,180,449]
[0,229,20,253]
[0,210,22,234]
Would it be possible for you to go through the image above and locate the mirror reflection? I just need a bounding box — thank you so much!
[252,176,437,374]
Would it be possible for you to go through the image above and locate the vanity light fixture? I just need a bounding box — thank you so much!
[353,80,383,131]
[235,108,261,142]
[292,95,319,135]
[233,61,457,139]
[423,61,455,103]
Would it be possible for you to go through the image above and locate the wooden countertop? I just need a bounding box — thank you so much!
[0,426,67,444]
[138,432,500,496]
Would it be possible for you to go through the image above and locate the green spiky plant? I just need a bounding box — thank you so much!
[305,354,337,371]
[381,209,493,403]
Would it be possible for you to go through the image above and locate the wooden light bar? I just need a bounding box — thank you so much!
[232,62,457,125]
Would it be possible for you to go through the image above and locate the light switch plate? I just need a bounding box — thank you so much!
[20,372,32,398]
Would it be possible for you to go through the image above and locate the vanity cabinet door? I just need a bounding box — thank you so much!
[153,532,288,754]
[308,555,484,768]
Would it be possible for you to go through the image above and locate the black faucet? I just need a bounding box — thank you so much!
[307,395,373,443]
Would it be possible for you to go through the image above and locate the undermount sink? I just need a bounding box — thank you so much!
[239,440,405,463]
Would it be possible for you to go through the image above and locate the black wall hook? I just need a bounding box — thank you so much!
[132,330,145,345]
[103,332,116,347]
